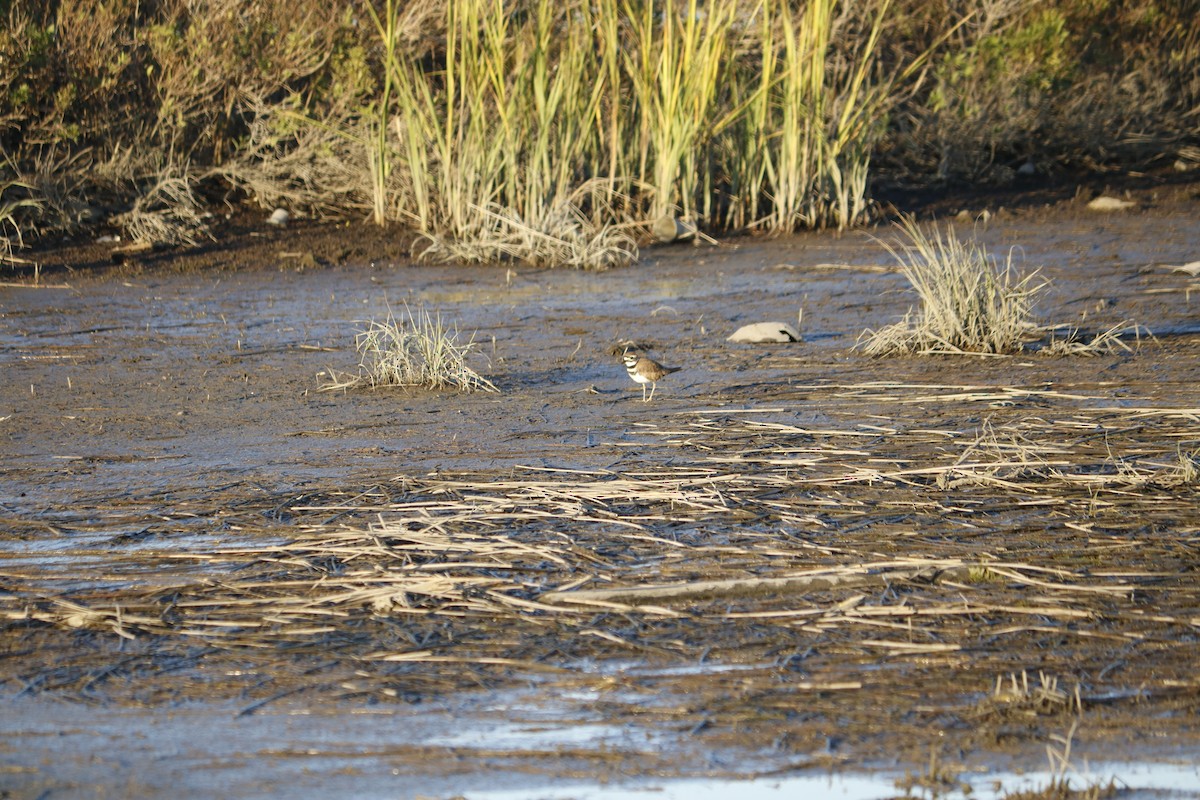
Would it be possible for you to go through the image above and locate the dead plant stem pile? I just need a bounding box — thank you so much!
[3,380,1198,759]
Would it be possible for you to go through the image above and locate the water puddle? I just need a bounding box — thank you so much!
[426,720,665,751]
[7,688,1195,800]
[467,762,1200,800]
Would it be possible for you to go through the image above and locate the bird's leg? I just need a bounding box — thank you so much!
[646,383,656,402]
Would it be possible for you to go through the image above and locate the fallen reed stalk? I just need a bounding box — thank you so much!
[1040,321,1150,356]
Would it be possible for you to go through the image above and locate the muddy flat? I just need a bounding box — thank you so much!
[3,180,1200,798]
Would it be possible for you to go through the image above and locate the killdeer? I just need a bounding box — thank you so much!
[622,349,681,402]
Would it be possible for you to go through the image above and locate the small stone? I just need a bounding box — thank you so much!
[728,322,802,343]
[954,209,991,223]
[267,208,290,226]
[652,215,695,243]
[1086,196,1136,212]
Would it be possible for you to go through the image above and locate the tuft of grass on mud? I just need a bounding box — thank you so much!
[1039,321,1149,356]
[858,217,1044,356]
[322,304,499,393]
[982,671,1083,719]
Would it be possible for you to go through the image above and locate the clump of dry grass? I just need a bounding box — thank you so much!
[936,419,1066,490]
[1040,321,1149,356]
[1098,444,1200,490]
[418,192,639,270]
[0,176,41,267]
[850,229,1145,362]
[111,171,210,246]
[322,304,498,393]
[858,218,1045,355]
[932,416,1199,494]
[8,150,99,236]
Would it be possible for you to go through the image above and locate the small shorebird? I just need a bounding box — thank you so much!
[622,349,681,402]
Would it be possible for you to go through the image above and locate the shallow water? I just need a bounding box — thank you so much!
[469,763,1200,800]
[4,691,1197,799]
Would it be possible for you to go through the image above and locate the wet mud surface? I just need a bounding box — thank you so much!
[3,177,1200,797]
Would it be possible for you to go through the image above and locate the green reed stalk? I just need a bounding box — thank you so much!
[823,0,890,229]
[800,0,964,231]
[380,0,632,265]
[717,2,774,231]
[594,0,627,202]
[623,0,738,221]
[510,0,608,228]
[362,0,401,227]
[748,0,929,232]
[764,0,827,232]
[383,0,504,238]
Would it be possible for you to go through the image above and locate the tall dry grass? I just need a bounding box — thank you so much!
[378,0,633,264]
[623,0,740,223]
[751,0,909,231]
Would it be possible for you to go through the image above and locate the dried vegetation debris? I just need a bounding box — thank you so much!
[111,172,212,246]
[3,382,1199,746]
